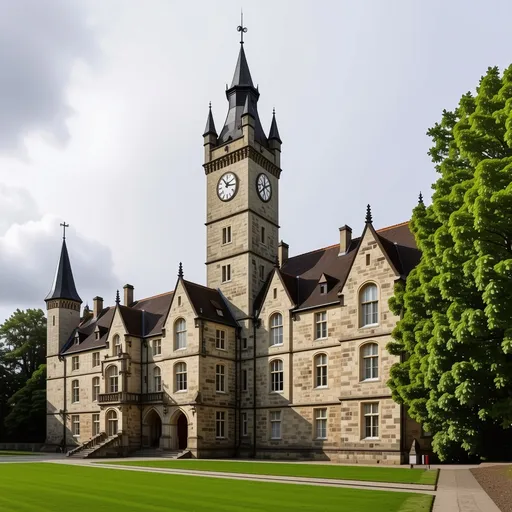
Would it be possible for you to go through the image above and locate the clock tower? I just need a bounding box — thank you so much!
[203,29,282,329]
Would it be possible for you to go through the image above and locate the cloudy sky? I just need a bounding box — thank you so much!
[0,0,511,322]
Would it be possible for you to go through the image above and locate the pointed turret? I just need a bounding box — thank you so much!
[268,108,282,144]
[230,45,254,88]
[203,102,217,137]
[45,239,82,304]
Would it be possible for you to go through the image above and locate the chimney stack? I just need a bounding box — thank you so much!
[93,296,104,318]
[339,225,352,255]
[123,284,134,306]
[278,241,289,267]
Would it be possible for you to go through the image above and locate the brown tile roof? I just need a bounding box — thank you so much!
[131,292,174,337]
[278,221,419,312]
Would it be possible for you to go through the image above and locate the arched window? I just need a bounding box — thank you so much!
[92,377,100,401]
[315,354,328,388]
[107,410,118,436]
[270,359,284,392]
[113,334,121,356]
[71,380,79,403]
[361,343,379,380]
[216,364,225,392]
[106,366,119,393]
[360,284,378,327]
[175,362,187,391]
[154,366,162,392]
[175,319,187,350]
[269,313,283,346]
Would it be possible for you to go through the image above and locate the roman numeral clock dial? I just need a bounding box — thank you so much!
[256,173,272,202]
[217,172,238,201]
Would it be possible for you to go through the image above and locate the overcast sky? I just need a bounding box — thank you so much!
[0,0,511,322]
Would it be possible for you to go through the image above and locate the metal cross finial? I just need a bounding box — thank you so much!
[418,192,424,205]
[365,204,373,224]
[237,10,247,44]
[60,222,69,240]
[115,290,120,305]
[178,261,184,279]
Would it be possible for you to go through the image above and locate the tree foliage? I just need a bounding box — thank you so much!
[388,66,512,461]
[0,309,46,441]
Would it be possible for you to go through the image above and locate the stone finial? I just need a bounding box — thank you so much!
[115,290,120,305]
[178,262,184,279]
[365,204,373,224]
[274,255,280,268]
[418,192,424,205]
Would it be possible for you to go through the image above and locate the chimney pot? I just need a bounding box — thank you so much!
[278,241,289,267]
[123,284,134,306]
[93,296,104,318]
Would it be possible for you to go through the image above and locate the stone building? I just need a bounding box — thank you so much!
[44,36,431,463]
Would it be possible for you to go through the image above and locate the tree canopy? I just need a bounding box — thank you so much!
[388,65,512,461]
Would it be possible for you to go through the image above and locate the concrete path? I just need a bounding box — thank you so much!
[433,466,500,512]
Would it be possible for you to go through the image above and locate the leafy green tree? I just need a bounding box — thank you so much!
[388,66,512,461]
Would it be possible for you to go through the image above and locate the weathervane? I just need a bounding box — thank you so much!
[60,222,69,240]
[237,10,247,44]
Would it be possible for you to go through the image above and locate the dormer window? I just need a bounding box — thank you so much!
[95,331,100,340]
[319,283,327,295]
[74,333,80,345]
[216,309,224,317]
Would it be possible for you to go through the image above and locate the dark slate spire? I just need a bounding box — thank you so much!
[178,262,183,279]
[418,192,424,205]
[115,290,120,305]
[365,204,373,224]
[45,238,82,303]
[218,22,268,148]
[203,102,217,137]
[268,108,282,143]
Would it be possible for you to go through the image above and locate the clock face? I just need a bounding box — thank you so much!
[256,173,272,202]
[217,172,238,201]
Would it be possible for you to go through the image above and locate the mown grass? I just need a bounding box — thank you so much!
[104,459,438,485]
[0,451,42,456]
[0,463,433,512]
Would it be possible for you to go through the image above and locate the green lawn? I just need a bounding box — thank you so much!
[0,463,433,512]
[0,451,42,456]
[103,459,438,486]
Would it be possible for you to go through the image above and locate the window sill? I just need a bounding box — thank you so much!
[175,389,187,393]
[315,386,329,390]
[363,437,380,441]
[269,391,284,395]
[269,343,284,348]
[270,437,281,441]
[314,337,328,341]
[215,437,226,440]
[216,391,227,394]
[361,378,380,383]
[153,354,162,358]
[174,347,187,352]
[360,323,379,329]
[215,347,227,352]
[316,437,327,441]
[221,280,232,284]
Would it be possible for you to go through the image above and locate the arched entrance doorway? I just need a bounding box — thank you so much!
[145,409,162,448]
[177,412,188,450]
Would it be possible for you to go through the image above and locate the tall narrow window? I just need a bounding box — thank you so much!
[216,364,225,392]
[113,334,121,356]
[259,265,265,281]
[315,354,328,388]
[175,319,187,350]
[222,264,231,283]
[315,311,327,339]
[222,226,232,244]
[242,369,248,391]
[270,360,284,392]
[107,366,119,393]
[216,411,225,438]
[72,415,80,436]
[72,356,79,371]
[153,339,162,356]
[92,377,100,402]
[215,329,226,350]
[315,408,327,439]
[260,226,266,244]
[241,412,248,437]
[361,343,379,380]
[107,410,118,436]
[269,313,283,346]
[72,380,79,403]
[270,411,281,439]
[363,403,379,439]
[92,352,100,367]
[154,366,162,392]
[175,362,187,391]
[92,413,100,436]
[360,284,378,326]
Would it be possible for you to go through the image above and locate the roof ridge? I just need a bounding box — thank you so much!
[377,221,409,232]
[134,291,174,303]
[183,279,217,293]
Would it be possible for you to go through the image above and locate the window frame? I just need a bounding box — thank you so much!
[270,359,284,393]
[270,410,282,439]
[222,225,232,245]
[154,366,162,392]
[241,412,248,437]
[153,339,162,356]
[175,362,187,392]
[71,379,79,403]
[315,408,327,440]
[360,283,379,328]
[71,355,79,371]
[215,364,226,393]
[71,414,80,437]
[221,264,231,283]
[242,369,248,392]
[175,318,187,350]
[107,409,118,436]
[260,225,266,245]
[215,329,226,350]
[92,352,100,368]
[314,311,328,340]
[113,334,121,356]
[107,365,119,393]
[215,410,226,439]
[92,413,100,436]
[315,353,328,388]
[361,342,379,381]
[269,312,283,347]
[362,402,379,440]
[92,376,100,402]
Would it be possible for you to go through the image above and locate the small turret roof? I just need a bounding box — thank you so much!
[45,239,82,303]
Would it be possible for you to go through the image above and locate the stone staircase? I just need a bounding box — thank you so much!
[67,433,122,459]
[130,448,191,459]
